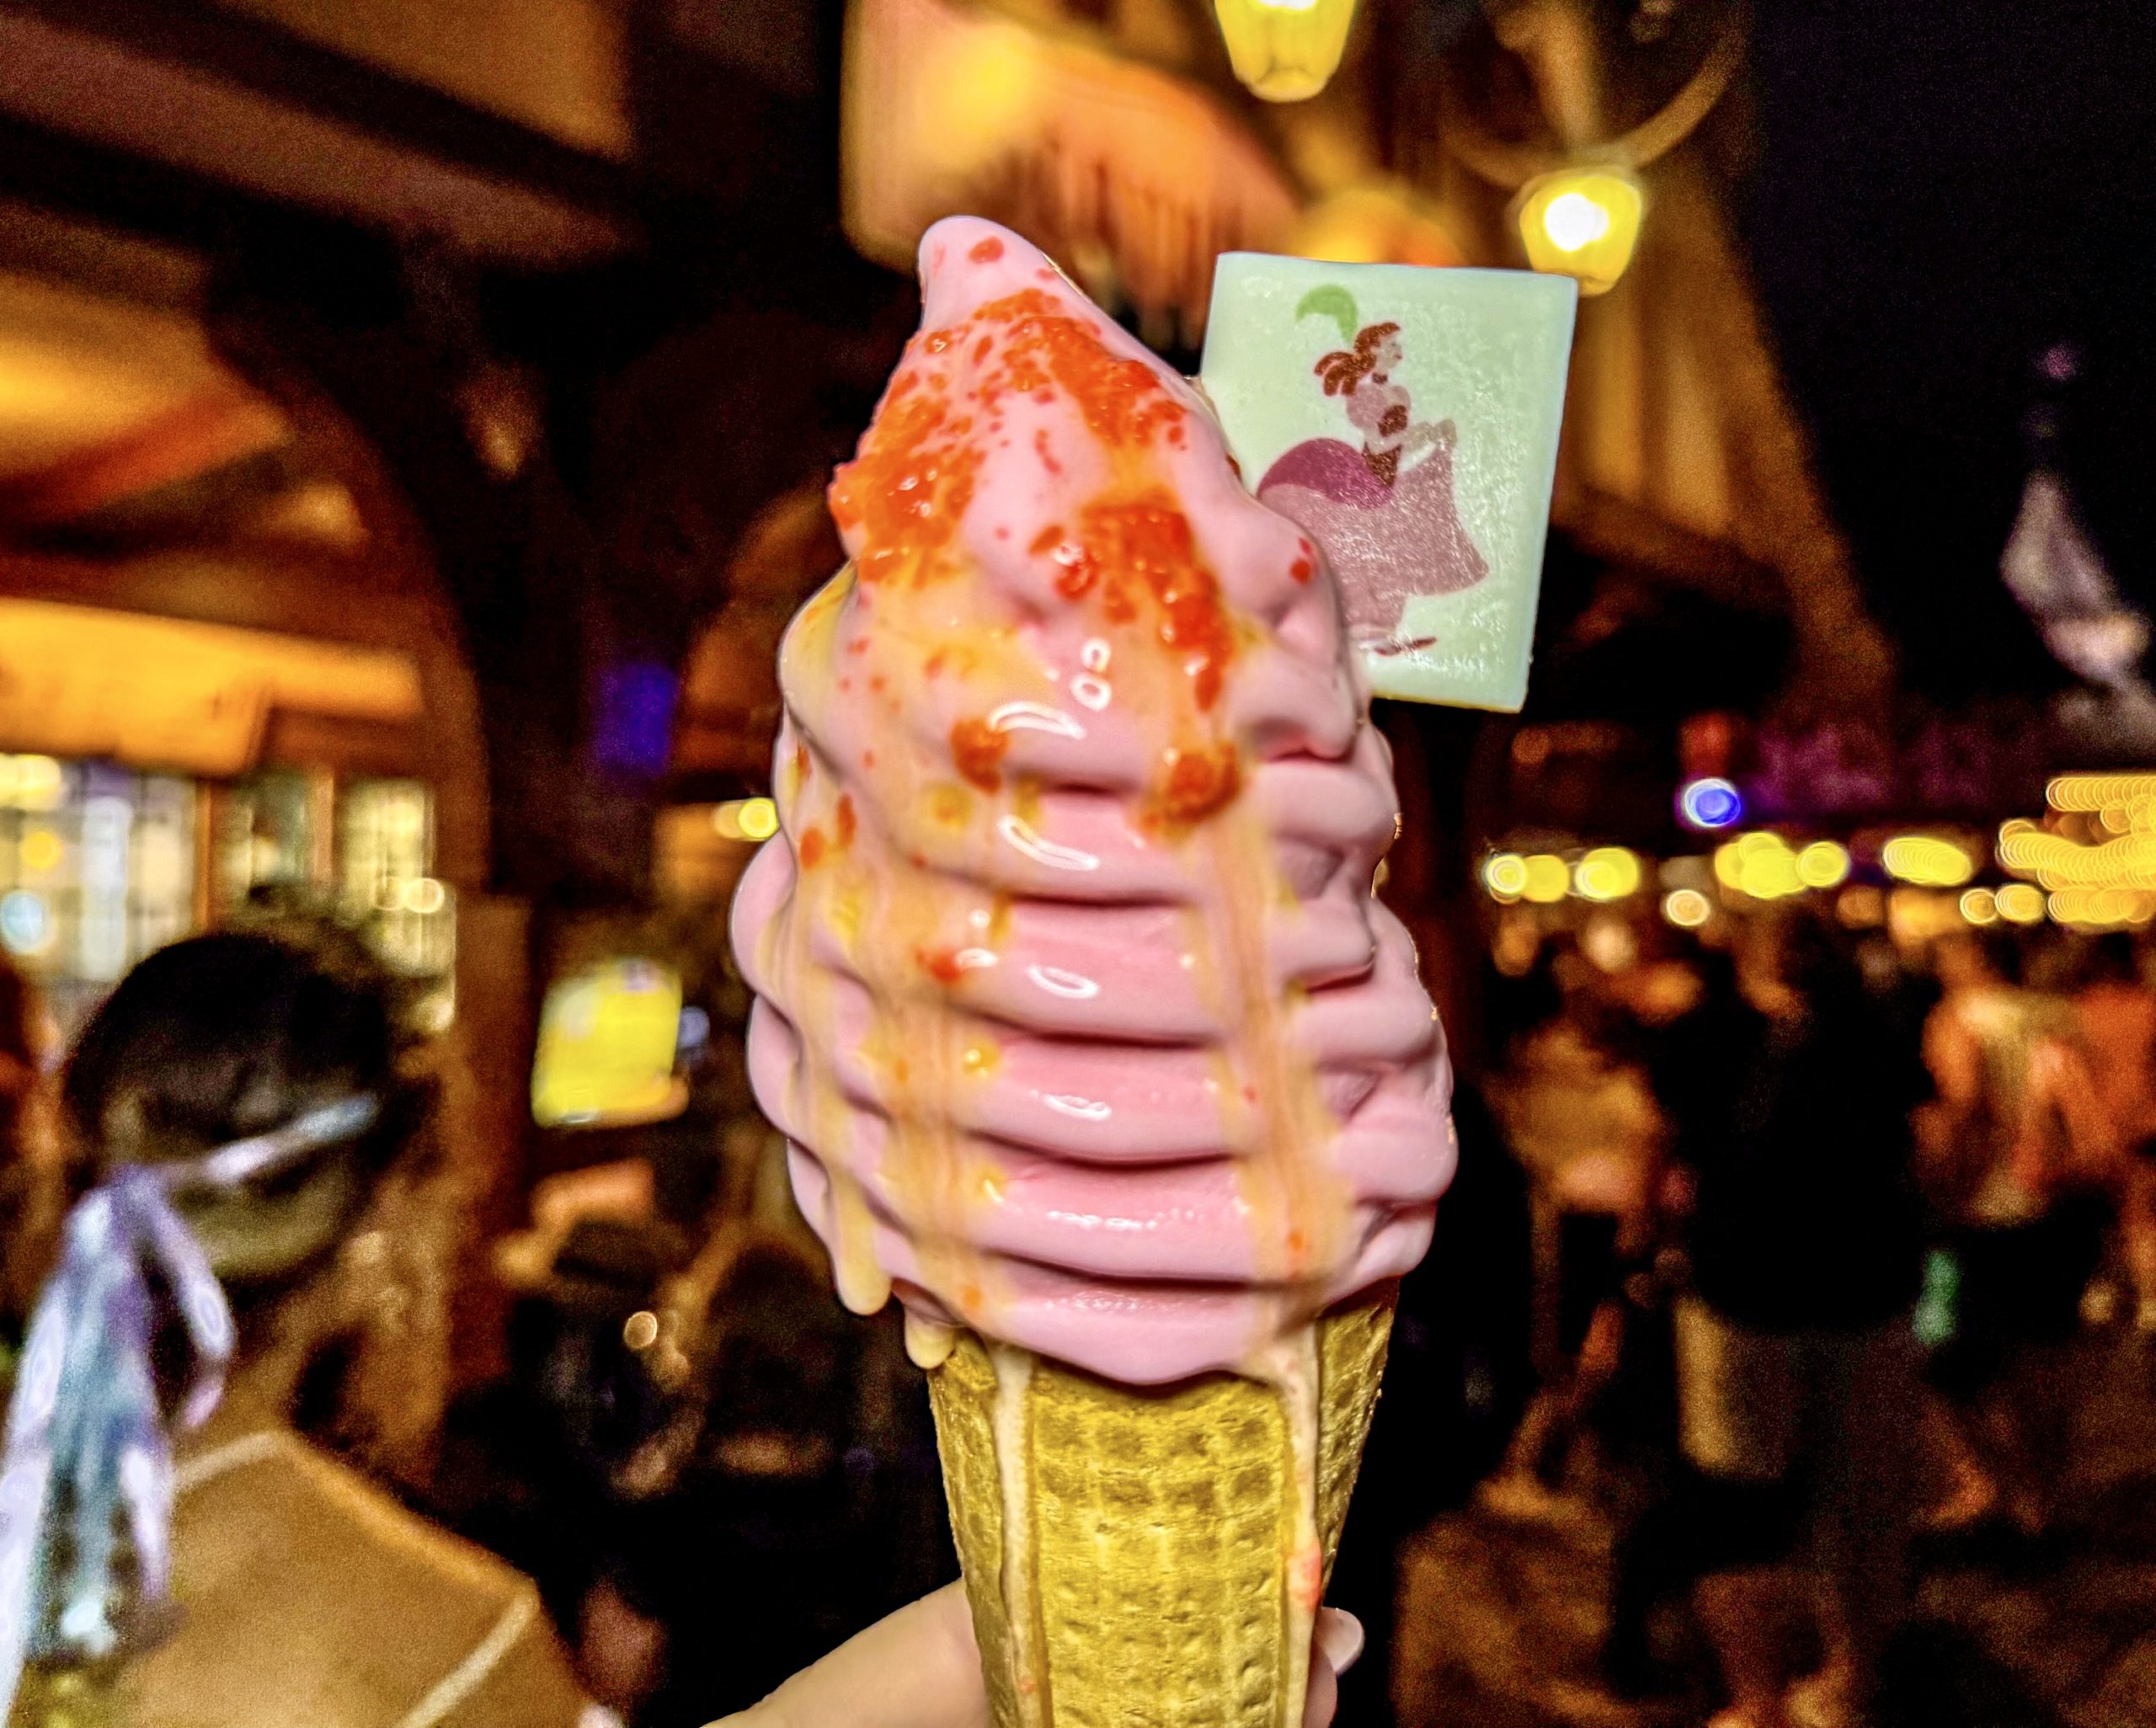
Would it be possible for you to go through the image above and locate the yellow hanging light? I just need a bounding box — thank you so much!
[1213,0,1358,103]
[1514,168,1646,296]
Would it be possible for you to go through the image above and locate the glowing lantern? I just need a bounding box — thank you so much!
[1515,168,1645,297]
[1213,0,1358,102]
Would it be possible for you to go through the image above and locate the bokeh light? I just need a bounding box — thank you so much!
[1515,168,1645,296]
[716,797,781,842]
[1520,854,1570,904]
[1715,831,1803,899]
[0,755,64,812]
[1573,846,1642,902]
[1796,841,1851,888]
[1994,882,2046,924]
[1662,888,1711,928]
[19,829,61,874]
[1959,888,1999,925]
[1881,835,1974,888]
[1678,777,1744,830]
[1483,851,1529,900]
[0,890,51,955]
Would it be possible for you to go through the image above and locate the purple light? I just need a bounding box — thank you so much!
[1679,777,1744,830]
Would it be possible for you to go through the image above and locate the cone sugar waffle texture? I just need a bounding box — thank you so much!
[732,217,1455,1728]
[931,1294,1395,1728]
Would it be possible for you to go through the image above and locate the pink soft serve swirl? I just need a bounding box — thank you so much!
[732,217,1454,1384]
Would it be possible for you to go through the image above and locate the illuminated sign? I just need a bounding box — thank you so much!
[0,599,421,776]
[842,0,1298,333]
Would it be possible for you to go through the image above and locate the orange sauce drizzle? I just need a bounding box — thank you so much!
[785,261,1356,1381]
[950,717,1011,791]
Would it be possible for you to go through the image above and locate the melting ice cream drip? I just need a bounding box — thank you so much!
[732,217,1454,1389]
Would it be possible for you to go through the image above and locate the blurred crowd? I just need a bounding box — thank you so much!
[1477,909,2156,1728]
[0,896,2150,1728]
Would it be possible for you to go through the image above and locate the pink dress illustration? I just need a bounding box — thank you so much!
[1257,312,1486,648]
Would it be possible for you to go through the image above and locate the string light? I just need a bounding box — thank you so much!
[2047,888,2155,928]
[1796,841,1851,889]
[1714,832,1804,899]
[1520,855,1570,904]
[1881,835,1975,888]
[1483,852,1529,900]
[1515,168,1646,296]
[1994,883,2046,925]
[1574,846,1643,902]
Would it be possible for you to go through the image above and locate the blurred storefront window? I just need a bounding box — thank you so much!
[0,753,451,1035]
[0,755,197,1031]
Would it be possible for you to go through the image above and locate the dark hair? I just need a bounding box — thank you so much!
[1762,909,1862,1005]
[1315,322,1402,397]
[62,927,403,1172]
[2073,931,2138,989]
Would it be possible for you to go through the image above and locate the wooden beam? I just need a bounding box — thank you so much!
[0,1,633,265]
[0,389,287,525]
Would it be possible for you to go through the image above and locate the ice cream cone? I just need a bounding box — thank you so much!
[926,1288,1396,1728]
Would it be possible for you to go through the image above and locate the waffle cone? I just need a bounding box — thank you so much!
[926,1289,1396,1728]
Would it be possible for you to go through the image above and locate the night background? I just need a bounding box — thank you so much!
[1,3,2155,1726]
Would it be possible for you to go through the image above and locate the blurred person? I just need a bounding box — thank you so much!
[0,955,61,1332]
[1593,940,1746,1697]
[1671,913,1929,1728]
[1919,929,2121,1539]
[1485,963,1662,1506]
[610,1235,948,1727]
[2068,934,2156,1331]
[1329,1079,1534,1726]
[0,954,33,1157]
[0,927,585,1727]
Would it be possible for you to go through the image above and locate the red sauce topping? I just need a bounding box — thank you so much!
[973,291,1185,448]
[918,947,966,984]
[799,827,827,870]
[1289,557,1312,584]
[830,285,1183,589]
[1035,492,1235,709]
[1154,742,1241,825]
[833,262,1250,823]
[950,717,1009,791]
[835,794,857,846]
[828,354,983,586]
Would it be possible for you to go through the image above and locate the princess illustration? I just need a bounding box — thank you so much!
[1257,287,1487,646]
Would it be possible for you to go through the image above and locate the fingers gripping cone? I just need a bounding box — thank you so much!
[928,1292,1396,1728]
